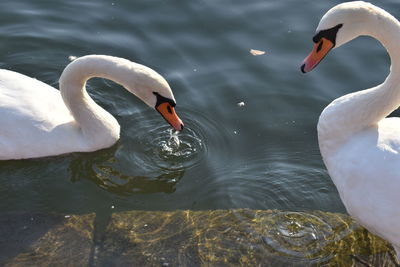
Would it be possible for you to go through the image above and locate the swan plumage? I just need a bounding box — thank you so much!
[301,1,400,259]
[0,55,183,160]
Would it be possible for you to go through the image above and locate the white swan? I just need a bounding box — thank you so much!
[301,1,400,259]
[0,55,183,160]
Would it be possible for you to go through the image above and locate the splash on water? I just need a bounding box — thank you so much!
[160,129,182,154]
[156,128,203,164]
[129,123,206,172]
[168,130,181,149]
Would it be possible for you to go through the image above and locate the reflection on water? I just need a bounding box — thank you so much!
[69,146,184,195]
[69,118,207,195]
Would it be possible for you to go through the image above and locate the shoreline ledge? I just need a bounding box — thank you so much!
[0,209,397,266]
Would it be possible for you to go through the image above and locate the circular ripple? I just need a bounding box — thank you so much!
[121,107,234,174]
[124,117,208,172]
[139,124,205,170]
[261,212,334,262]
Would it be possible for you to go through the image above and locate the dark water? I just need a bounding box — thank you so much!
[0,0,397,216]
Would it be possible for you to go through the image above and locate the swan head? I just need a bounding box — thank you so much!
[127,65,184,131]
[301,1,377,73]
[60,55,184,131]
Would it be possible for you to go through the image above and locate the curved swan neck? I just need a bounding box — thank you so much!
[58,55,143,147]
[368,6,400,74]
[318,6,400,155]
[60,55,141,103]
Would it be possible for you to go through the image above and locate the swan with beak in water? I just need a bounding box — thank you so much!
[301,1,400,260]
[0,55,183,159]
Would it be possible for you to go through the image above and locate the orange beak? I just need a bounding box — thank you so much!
[301,37,334,73]
[156,102,184,131]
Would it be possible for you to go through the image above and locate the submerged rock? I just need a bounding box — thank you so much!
[0,213,94,267]
[0,210,397,266]
[97,209,396,266]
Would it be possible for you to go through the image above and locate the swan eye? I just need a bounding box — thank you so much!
[313,35,321,43]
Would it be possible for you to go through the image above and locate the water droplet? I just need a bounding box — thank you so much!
[168,130,181,150]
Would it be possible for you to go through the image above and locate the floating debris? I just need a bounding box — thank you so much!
[250,49,265,56]
[237,101,245,107]
[68,55,77,61]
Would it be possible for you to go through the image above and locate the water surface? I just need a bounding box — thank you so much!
[0,0,397,217]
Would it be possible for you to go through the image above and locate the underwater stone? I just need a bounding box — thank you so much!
[0,210,397,266]
[0,213,94,266]
[96,209,397,266]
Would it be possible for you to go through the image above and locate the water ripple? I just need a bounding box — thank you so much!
[259,211,356,264]
[120,107,234,175]
[137,124,205,171]
[262,212,332,258]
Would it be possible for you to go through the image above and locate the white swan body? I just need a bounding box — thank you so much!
[302,1,400,258]
[0,55,183,160]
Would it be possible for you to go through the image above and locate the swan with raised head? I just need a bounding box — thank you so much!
[301,1,400,259]
[0,55,183,160]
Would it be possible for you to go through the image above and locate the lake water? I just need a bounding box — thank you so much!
[0,0,398,219]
